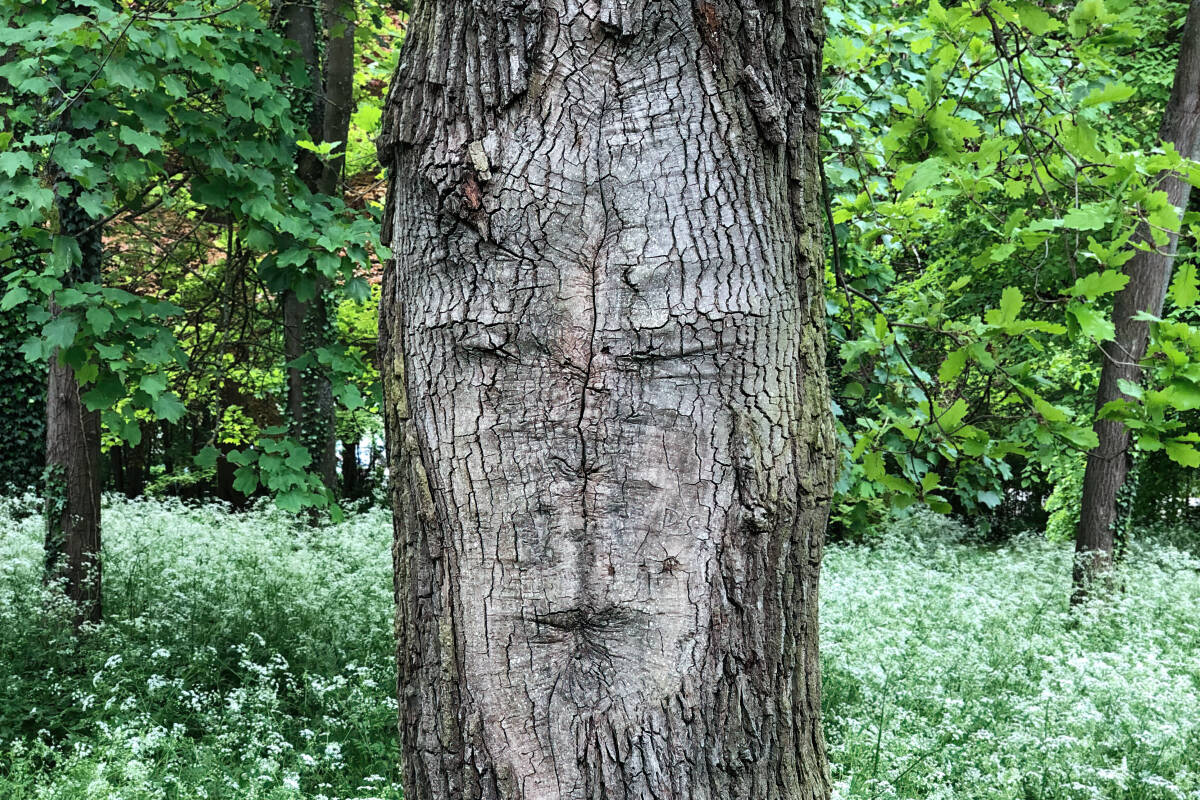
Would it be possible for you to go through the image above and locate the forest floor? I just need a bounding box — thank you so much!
[0,496,1198,799]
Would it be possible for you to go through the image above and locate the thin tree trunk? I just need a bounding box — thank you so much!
[1074,0,1200,600]
[379,3,834,798]
[342,437,360,498]
[44,183,103,627]
[279,0,356,492]
[321,0,356,196]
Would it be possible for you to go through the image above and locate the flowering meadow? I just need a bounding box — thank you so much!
[1,498,1198,799]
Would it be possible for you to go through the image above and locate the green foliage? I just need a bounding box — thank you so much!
[0,0,390,510]
[0,307,45,490]
[5,498,1200,798]
[0,495,402,799]
[823,0,1200,531]
[216,428,340,516]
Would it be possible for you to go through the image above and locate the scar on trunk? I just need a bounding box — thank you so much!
[695,1,721,56]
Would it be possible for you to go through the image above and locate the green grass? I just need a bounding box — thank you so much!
[1,498,1198,799]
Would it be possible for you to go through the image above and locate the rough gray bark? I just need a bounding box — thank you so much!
[1074,0,1200,599]
[378,2,834,798]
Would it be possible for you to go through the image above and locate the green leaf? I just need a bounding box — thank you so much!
[986,286,1024,326]
[900,157,945,199]
[81,374,124,410]
[195,445,220,469]
[233,466,259,494]
[977,489,1003,509]
[43,315,78,351]
[118,126,161,156]
[86,306,113,334]
[1062,204,1111,231]
[0,150,34,178]
[335,383,364,410]
[1068,302,1115,342]
[1169,261,1199,308]
[55,288,87,307]
[1016,0,1061,34]
[1081,82,1135,108]
[938,398,969,432]
[284,446,312,470]
[152,392,186,422]
[275,490,304,513]
[1069,270,1129,300]
[1,286,29,311]
[939,349,968,383]
[1162,380,1200,411]
[1165,440,1200,468]
[139,373,168,399]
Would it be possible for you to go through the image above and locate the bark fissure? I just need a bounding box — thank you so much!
[380,2,833,797]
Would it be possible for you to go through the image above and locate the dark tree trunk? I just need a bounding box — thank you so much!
[320,0,357,197]
[378,2,834,798]
[341,438,361,498]
[112,425,147,499]
[279,0,357,492]
[44,183,103,627]
[1074,0,1200,600]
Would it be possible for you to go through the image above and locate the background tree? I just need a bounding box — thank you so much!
[280,0,359,491]
[379,1,835,797]
[1074,0,1200,596]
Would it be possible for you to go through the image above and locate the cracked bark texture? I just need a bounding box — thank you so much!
[378,2,834,798]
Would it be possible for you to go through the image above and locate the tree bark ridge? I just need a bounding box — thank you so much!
[380,3,833,797]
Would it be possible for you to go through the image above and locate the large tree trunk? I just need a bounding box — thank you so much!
[45,183,103,627]
[1074,0,1200,600]
[378,3,834,798]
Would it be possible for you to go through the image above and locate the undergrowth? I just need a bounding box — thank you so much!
[1,499,1198,799]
